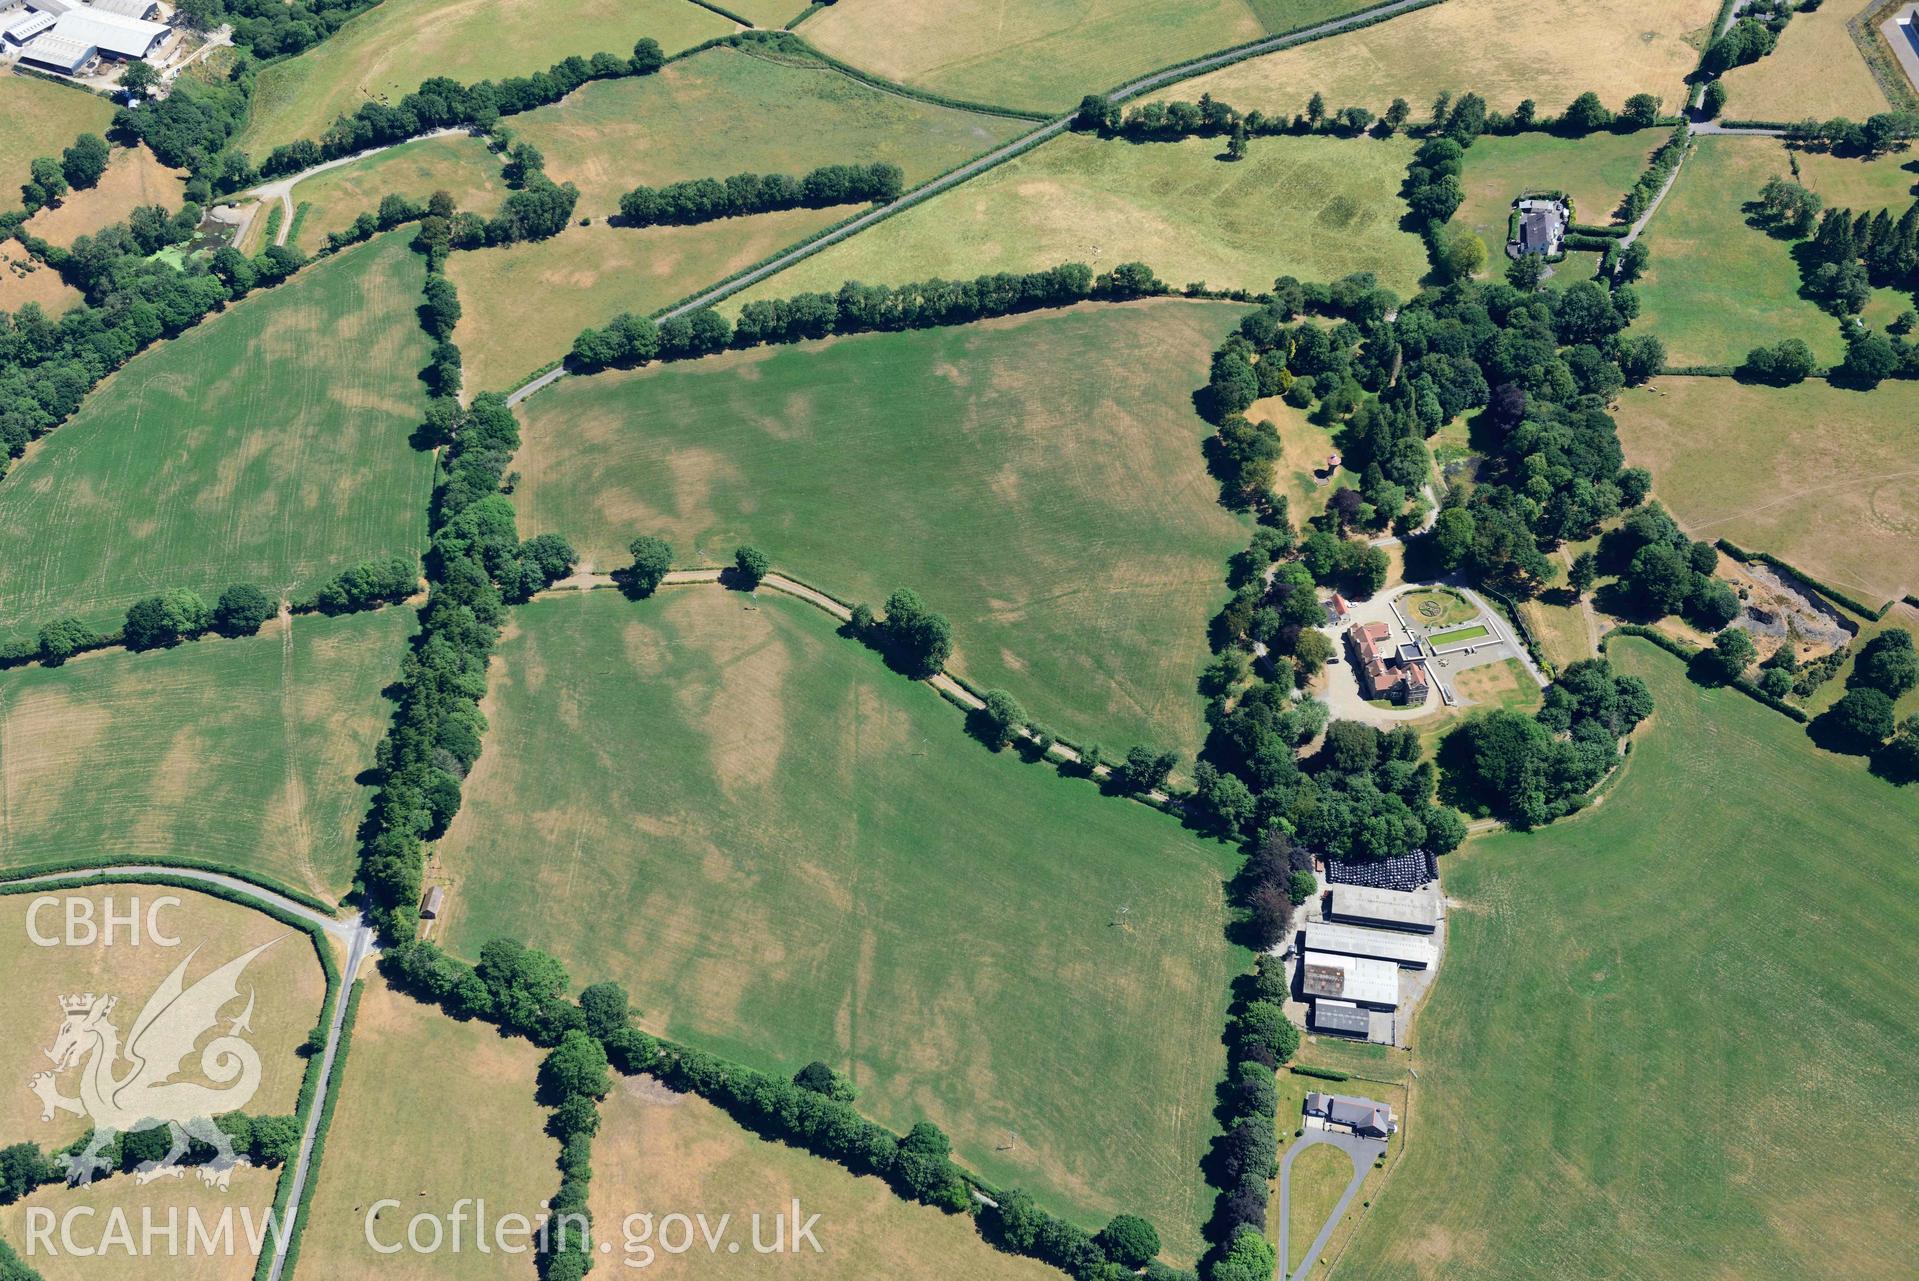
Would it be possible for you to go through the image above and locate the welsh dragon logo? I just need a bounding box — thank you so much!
[29,939,280,1189]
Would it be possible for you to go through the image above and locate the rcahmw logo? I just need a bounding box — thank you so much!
[23,1205,293,1258]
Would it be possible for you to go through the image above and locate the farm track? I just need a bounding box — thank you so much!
[505,0,1449,407]
[542,566,1173,800]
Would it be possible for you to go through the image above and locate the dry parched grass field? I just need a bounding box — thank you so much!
[507,46,1030,219]
[436,589,1245,1259]
[0,609,416,900]
[0,885,329,1146]
[0,1166,282,1281]
[805,0,1377,113]
[233,0,736,157]
[734,131,1428,306]
[23,146,188,249]
[510,300,1251,757]
[0,76,113,207]
[1151,0,1720,120]
[448,208,843,392]
[1614,377,1919,605]
[0,234,435,644]
[1342,639,1919,1281]
[299,978,558,1281]
[589,1080,1061,1278]
[1719,0,1890,122]
[286,132,507,251]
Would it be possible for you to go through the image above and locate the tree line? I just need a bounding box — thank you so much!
[617,161,903,227]
[568,261,1167,372]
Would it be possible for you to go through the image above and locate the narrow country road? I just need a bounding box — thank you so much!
[1,865,373,1281]
[504,0,1449,408]
[239,127,473,248]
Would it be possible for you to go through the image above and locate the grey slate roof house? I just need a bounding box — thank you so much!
[1304,1092,1396,1139]
[1513,197,1568,257]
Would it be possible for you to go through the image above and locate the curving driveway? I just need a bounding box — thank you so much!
[1,865,372,1281]
[1278,1128,1387,1280]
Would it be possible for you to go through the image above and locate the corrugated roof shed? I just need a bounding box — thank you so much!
[20,30,93,70]
[25,0,77,15]
[1305,921,1436,969]
[1329,884,1438,933]
[1301,950,1398,1008]
[88,0,160,17]
[52,5,164,56]
[2,8,54,39]
[1313,998,1372,1036]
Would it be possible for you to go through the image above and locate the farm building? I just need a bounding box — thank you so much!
[18,29,92,72]
[48,5,167,58]
[1327,884,1438,934]
[419,886,446,920]
[1311,998,1372,1037]
[1301,950,1398,1009]
[1,7,52,41]
[1304,1092,1396,1139]
[87,0,159,17]
[1304,921,1436,970]
[22,0,75,14]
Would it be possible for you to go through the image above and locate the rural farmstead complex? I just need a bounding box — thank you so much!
[2,2,1917,1280]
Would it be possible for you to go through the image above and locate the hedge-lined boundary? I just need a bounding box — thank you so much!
[1289,1065,1350,1082]
[1097,0,1448,102]
[783,2,823,30]
[775,33,1053,120]
[1713,538,1894,621]
[684,0,754,25]
[0,858,341,918]
[0,870,345,1281]
[272,978,364,1281]
[1851,0,1919,114]
[1601,625,1812,721]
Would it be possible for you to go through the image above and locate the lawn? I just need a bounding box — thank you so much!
[1427,624,1489,647]
[1613,376,1919,606]
[733,131,1428,306]
[1634,135,1846,368]
[1451,127,1666,279]
[1719,0,1891,123]
[287,132,506,251]
[0,884,329,1145]
[0,608,414,900]
[589,1079,1061,1278]
[509,299,1250,756]
[1150,0,1718,121]
[1400,588,1479,629]
[0,233,435,645]
[0,1167,281,1281]
[804,0,1377,114]
[447,208,842,392]
[298,977,557,1281]
[435,588,1246,1258]
[23,145,187,248]
[1341,637,1919,1281]
[1788,144,1919,214]
[0,76,113,208]
[507,44,1032,218]
[1280,1143,1358,1272]
[233,0,737,157]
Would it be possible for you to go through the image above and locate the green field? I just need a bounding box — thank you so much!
[288,132,506,251]
[234,0,737,157]
[1615,377,1919,605]
[1344,637,1919,1281]
[511,299,1250,755]
[436,588,1245,1257]
[735,131,1428,306]
[1635,136,1846,368]
[1428,624,1489,646]
[0,76,114,207]
[1452,127,1665,279]
[0,233,434,644]
[449,208,843,393]
[804,0,1375,114]
[1789,145,1919,215]
[0,608,413,900]
[508,44,1031,217]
